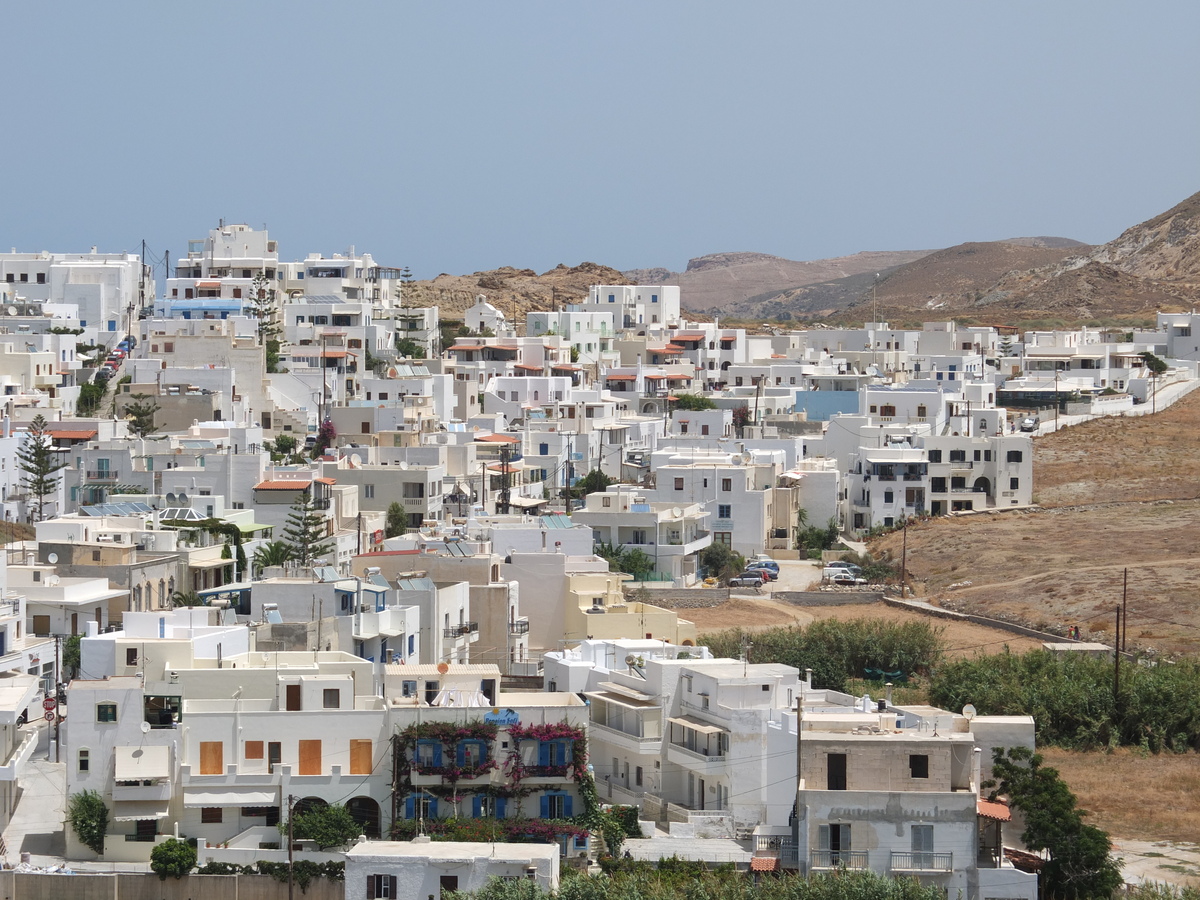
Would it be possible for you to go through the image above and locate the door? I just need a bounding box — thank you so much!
[32,616,49,636]
[267,741,281,773]
[827,753,847,791]
[286,684,301,711]
[71,613,78,635]
[699,778,706,810]
[439,875,459,898]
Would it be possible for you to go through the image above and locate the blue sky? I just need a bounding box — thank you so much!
[5,2,1198,280]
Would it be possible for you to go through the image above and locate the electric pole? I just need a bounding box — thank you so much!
[287,793,295,900]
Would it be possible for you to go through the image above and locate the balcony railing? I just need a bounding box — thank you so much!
[890,851,953,872]
[443,622,479,639]
[86,470,119,480]
[810,850,869,870]
[508,620,530,635]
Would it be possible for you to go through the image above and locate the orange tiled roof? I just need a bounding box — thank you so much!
[977,799,1012,821]
[314,477,337,485]
[751,857,780,872]
[254,480,310,491]
[47,428,98,440]
[474,433,520,443]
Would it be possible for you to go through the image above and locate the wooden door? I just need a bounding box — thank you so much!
[286,684,301,711]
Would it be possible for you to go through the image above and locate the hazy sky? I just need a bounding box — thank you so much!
[5,2,1198,280]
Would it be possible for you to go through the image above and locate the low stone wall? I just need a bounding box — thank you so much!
[883,596,1070,643]
[774,591,885,607]
[623,588,730,609]
[0,872,343,900]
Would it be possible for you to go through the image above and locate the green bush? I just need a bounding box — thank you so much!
[929,649,1200,752]
[282,802,361,850]
[150,837,197,879]
[703,619,944,693]
[66,789,108,854]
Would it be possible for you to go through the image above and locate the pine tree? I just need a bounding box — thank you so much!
[385,501,407,538]
[247,271,284,373]
[17,414,67,522]
[124,393,161,439]
[282,494,335,566]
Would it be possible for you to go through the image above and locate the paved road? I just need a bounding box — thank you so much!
[4,723,66,867]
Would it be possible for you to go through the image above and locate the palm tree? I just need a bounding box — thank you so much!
[253,540,293,577]
[170,590,205,608]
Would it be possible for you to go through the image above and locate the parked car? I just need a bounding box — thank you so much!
[829,572,868,586]
[729,571,768,588]
[1018,416,1040,432]
[825,561,863,575]
[747,558,780,573]
[745,563,778,580]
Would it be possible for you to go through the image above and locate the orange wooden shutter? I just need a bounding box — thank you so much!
[350,739,371,775]
[298,740,321,775]
[245,741,264,760]
[200,741,223,775]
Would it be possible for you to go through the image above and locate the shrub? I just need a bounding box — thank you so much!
[66,790,108,854]
[150,837,197,879]
[283,802,361,850]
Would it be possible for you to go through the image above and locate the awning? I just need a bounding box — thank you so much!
[112,801,170,822]
[751,857,781,872]
[184,788,278,807]
[977,799,1012,821]
[668,715,726,735]
[587,690,660,711]
[235,522,273,534]
[115,745,170,781]
[196,281,222,289]
[598,681,657,703]
[507,496,547,509]
[188,557,231,569]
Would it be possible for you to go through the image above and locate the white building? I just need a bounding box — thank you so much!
[582,285,681,333]
[346,839,559,900]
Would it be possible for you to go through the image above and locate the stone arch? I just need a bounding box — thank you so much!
[347,796,381,838]
[973,476,991,496]
[294,796,328,817]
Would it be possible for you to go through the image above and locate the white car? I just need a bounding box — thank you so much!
[829,572,868,586]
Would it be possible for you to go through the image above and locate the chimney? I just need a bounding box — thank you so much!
[885,682,893,705]
[86,621,99,638]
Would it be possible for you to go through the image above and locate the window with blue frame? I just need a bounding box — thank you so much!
[457,739,488,768]
[414,740,442,768]
[607,294,615,303]
[539,442,549,455]
[404,793,437,819]
[651,294,658,303]
[472,795,507,818]
[537,739,572,770]
[540,791,572,819]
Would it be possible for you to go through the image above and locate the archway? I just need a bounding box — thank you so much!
[972,476,991,496]
[347,796,381,837]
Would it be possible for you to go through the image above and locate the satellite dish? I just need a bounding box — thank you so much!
[177,492,189,504]
[140,720,151,734]
[624,654,639,668]
[349,454,362,468]
[5,306,16,317]
[398,461,409,470]
[671,507,682,518]
[962,704,977,721]
[47,552,58,564]
[165,492,177,504]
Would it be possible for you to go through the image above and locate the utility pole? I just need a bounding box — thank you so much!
[1054,369,1060,432]
[497,444,512,515]
[1121,568,1128,653]
[1113,606,1121,719]
[287,793,295,900]
[54,634,61,759]
[901,518,908,598]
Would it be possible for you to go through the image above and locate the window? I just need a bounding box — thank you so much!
[323,689,340,709]
[92,550,101,562]
[406,793,437,819]
[949,449,966,462]
[401,679,418,698]
[96,703,117,723]
[200,741,224,774]
[601,496,611,508]
[298,740,322,775]
[911,823,934,866]
[721,478,732,491]
[1010,477,1020,490]
[827,753,847,790]
[717,504,731,519]
[268,742,281,773]
[635,766,643,786]
[415,740,442,767]
[880,405,896,417]
[245,741,264,760]
[818,823,852,862]
[1007,450,1023,463]
[369,874,398,899]
[364,484,375,499]
[674,477,684,491]
[78,749,89,772]
[927,449,942,463]
[884,491,894,504]
[542,792,572,819]
[201,807,222,824]
[350,739,372,775]
[909,754,929,778]
[125,648,138,667]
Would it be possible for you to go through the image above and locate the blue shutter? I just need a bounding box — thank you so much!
[456,742,466,767]
[563,794,574,817]
[472,796,482,818]
[496,798,507,819]
[405,796,414,819]
[538,742,550,766]
[432,744,443,767]
[540,794,550,819]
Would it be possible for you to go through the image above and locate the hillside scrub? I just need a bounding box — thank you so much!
[470,866,952,900]
[702,619,944,693]
[929,650,1200,752]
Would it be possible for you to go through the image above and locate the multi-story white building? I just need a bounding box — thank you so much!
[581,285,681,333]
[280,250,403,306]
[525,308,617,365]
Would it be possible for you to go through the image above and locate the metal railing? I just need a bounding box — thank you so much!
[508,620,529,635]
[810,849,869,870]
[890,851,953,872]
[86,470,119,480]
[443,622,479,638]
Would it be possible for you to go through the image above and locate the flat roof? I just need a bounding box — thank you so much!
[347,840,556,862]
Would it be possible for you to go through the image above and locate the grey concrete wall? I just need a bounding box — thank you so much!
[623,588,730,609]
[775,591,884,607]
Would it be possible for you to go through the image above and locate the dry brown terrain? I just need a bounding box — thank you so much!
[872,389,1200,655]
[1042,747,1200,845]
[689,598,1044,658]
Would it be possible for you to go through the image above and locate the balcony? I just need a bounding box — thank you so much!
[0,728,38,781]
[443,622,479,639]
[311,498,332,510]
[890,851,953,873]
[810,849,869,870]
[112,780,173,802]
[86,470,119,481]
[754,834,799,869]
[508,619,530,635]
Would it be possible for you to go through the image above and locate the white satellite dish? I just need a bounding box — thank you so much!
[140,720,151,734]
[349,454,362,469]
[398,461,409,470]
[624,655,639,668]
[5,306,16,317]
[47,552,58,564]
[177,492,189,504]
[671,507,682,518]
[165,492,177,504]
[962,704,977,721]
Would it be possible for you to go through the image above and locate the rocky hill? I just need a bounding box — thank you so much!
[400,262,630,321]
[623,249,933,311]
